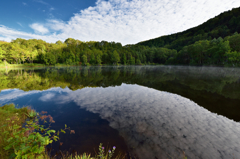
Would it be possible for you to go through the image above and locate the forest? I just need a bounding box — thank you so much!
[0,7,240,66]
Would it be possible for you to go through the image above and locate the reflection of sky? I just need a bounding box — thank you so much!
[1,84,240,158]
[55,84,240,159]
[0,89,40,104]
[0,87,70,104]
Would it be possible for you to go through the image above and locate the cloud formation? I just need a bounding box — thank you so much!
[29,23,49,34]
[1,0,240,44]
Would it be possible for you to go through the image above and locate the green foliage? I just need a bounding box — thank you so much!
[0,104,29,158]
[123,54,127,65]
[96,54,102,65]
[130,56,135,65]
[82,55,88,66]
[111,50,120,65]
[66,58,73,65]
[44,53,56,65]
[0,47,6,61]
[225,50,240,66]
[0,105,121,159]
[90,53,96,64]
[1,104,72,159]
[136,58,141,65]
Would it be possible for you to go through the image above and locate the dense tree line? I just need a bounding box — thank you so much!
[1,32,239,66]
[167,33,240,66]
[1,7,240,66]
[0,38,177,66]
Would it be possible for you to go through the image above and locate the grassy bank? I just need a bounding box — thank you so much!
[0,63,46,68]
[0,61,160,69]
[0,104,124,159]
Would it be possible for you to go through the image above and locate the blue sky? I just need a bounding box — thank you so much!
[1,0,240,45]
[0,0,97,33]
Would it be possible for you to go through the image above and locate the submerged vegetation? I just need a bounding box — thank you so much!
[0,7,240,67]
[0,104,124,159]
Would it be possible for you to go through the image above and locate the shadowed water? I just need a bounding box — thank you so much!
[0,66,240,158]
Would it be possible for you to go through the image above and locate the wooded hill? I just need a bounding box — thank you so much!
[137,7,240,51]
[0,6,240,66]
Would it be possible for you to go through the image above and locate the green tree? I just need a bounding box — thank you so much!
[96,54,102,65]
[0,47,6,63]
[111,50,120,65]
[82,55,88,66]
[123,54,127,65]
[136,58,141,65]
[90,53,96,64]
[44,53,56,65]
[130,56,135,65]
[225,50,240,66]
[30,50,38,64]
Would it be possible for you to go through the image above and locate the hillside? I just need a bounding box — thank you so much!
[137,7,240,51]
[1,7,240,67]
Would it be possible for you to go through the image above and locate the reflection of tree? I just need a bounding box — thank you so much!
[1,66,240,100]
[1,66,240,121]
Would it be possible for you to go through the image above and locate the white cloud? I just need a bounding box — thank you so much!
[22,2,27,6]
[46,19,67,31]
[1,0,240,44]
[39,93,56,101]
[0,25,60,42]
[29,23,49,34]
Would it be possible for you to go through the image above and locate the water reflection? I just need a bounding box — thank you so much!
[2,66,240,121]
[0,88,129,157]
[52,84,240,159]
[1,66,240,158]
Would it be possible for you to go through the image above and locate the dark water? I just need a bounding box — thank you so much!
[0,66,240,159]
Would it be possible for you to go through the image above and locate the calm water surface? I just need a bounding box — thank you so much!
[0,66,240,159]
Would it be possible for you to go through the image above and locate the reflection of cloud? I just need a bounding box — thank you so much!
[39,93,56,102]
[0,89,40,103]
[0,87,68,104]
[57,84,240,159]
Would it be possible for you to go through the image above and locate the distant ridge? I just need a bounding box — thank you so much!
[137,6,240,51]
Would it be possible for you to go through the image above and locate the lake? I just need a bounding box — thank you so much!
[0,66,240,159]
